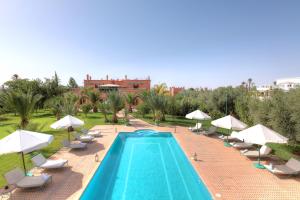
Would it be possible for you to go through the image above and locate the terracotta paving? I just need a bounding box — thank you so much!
[4,118,300,200]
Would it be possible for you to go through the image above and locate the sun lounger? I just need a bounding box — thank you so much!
[264,158,300,175]
[188,123,202,132]
[4,168,52,189]
[219,135,239,141]
[241,145,272,158]
[230,142,253,149]
[219,131,240,141]
[63,140,87,149]
[82,128,101,137]
[203,126,217,136]
[32,154,68,169]
[74,133,94,143]
[87,130,101,137]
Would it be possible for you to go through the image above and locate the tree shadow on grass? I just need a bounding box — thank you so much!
[32,112,54,118]
[0,116,10,121]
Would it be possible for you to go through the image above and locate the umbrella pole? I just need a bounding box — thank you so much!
[254,147,265,169]
[21,152,26,174]
[68,126,71,142]
[224,129,232,147]
[258,148,261,165]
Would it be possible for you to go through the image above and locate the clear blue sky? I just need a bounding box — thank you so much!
[0,0,300,88]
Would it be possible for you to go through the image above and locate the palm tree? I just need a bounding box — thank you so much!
[139,91,156,120]
[125,93,135,113]
[45,96,63,120]
[241,81,246,88]
[87,91,100,112]
[98,101,109,122]
[247,78,253,91]
[153,83,169,95]
[145,91,168,122]
[11,74,19,80]
[62,92,79,115]
[107,91,124,123]
[2,90,42,128]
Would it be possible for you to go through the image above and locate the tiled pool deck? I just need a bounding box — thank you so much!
[6,118,300,200]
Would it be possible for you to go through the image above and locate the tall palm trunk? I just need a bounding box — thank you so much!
[112,112,118,123]
[21,118,29,129]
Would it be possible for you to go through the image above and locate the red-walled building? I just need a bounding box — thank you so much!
[170,87,184,96]
[84,74,151,97]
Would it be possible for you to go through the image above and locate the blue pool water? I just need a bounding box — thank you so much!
[80,130,212,200]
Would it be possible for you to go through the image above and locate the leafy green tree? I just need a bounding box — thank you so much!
[235,93,253,125]
[136,103,150,118]
[42,72,66,100]
[289,88,300,142]
[107,91,124,123]
[68,77,78,88]
[167,96,178,118]
[248,97,272,126]
[1,90,42,128]
[81,103,92,117]
[269,90,297,144]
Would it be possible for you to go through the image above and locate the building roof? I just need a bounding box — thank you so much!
[276,77,300,84]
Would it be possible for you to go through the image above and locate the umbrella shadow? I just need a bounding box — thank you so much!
[70,142,105,157]
[10,168,84,200]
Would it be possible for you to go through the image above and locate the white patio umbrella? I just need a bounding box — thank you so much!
[50,115,84,141]
[186,110,211,132]
[185,110,211,120]
[0,130,53,173]
[211,115,247,131]
[235,124,288,145]
[211,115,247,146]
[235,124,288,168]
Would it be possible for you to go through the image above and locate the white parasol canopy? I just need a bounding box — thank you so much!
[50,115,84,129]
[211,115,247,130]
[0,130,53,154]
[234,124,288,145]
[0,130,53,172]
[185,110,211,120]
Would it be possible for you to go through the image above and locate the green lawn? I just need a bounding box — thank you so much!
[0,110,122,187]
[133,113,300,161]
[131,113,229,134]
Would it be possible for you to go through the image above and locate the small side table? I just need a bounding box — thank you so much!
[0,185,16,200]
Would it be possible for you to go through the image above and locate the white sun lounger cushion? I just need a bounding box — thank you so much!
[231,142,253,149]
[189,123,202,131]
[264,158,300,175]
[4,168,51,188]
[74,133,94,142]
[17,175,51,188]
[87,130,101,137]
[32,154,68,169]
[63,140,87,149]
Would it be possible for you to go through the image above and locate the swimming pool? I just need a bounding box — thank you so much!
[80,130,212,200]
